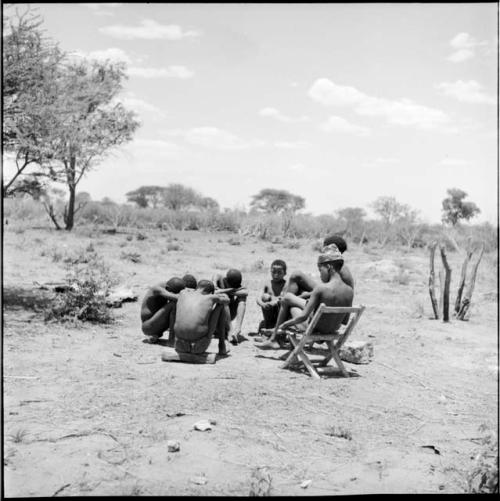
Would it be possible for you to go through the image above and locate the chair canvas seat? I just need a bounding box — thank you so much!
[281,304,365,379]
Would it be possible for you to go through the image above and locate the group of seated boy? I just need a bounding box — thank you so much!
[140,234,354,358]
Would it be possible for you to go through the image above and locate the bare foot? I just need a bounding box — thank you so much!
[255,340,281,350]
[143,336,160,344]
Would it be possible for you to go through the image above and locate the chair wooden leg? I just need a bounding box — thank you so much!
[330,349,349,377]
[318,340,335,367]
[282,334,305,368]
[296,350,321,379]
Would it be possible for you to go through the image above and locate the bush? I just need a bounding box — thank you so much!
[466,426,498,493]
[44,255,117,324]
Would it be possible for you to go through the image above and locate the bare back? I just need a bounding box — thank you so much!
[314,276,353,334]
[174,290,217,341]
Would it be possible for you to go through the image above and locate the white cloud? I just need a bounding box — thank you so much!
[320,116,370,136]
[69,47,132,64]
[166,127,264,150]
[274,140,311,149]
[114,93,165,118]
[127,138,182,158]
[80,3,121,16]
[289,163,306,171]
[436,80,496,105]
[362,157,400,168]
[447,32,488,63]
[309,78,450,130]
[100,19,200,40]
[438,158,469,167]
[128,66,194,79]
[259,107,309,123]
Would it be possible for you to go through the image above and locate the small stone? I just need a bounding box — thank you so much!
[193,420,212,431]
[167,440,180,452]
[190,476,207,485]
[300,480,312,489]
[340,340,374,364]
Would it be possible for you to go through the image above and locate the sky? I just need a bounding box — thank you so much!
[3,2,499,223]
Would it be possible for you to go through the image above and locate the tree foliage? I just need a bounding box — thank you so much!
[441,188,481,226]
[371,196,409,225]
[2,6,65,196]
[126,183,219,211]
[3,7,140,230]
[250,188,305,214]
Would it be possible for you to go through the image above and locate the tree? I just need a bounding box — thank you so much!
[441,188,481,226]
[162,183,199,210]
[336,207,366,239]
[370,196,408,225]
[2,6,65,196]
[43,59,140,230]
[250,188,305,213]
[199,196,219,210]
[126,185,165,208]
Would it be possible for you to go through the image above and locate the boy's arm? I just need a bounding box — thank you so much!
[213,293,230,305]
[340,265,354,289]
[150,284,179,302]
[279,287,321,330]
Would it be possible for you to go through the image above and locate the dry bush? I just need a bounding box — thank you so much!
[120,251,141,263]
[44,254,117,324]
[466,426,498,494]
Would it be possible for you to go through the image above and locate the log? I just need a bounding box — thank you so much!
[458,243,485,320]
[428,242,440,319]
[454,245,473,315]
[439,245,452,322]
[161,348,217,364]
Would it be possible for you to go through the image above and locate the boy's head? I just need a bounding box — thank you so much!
[270,259,287,280]
[323,234,347,254]
[165,277,186,294]
[197,279,215,294]
[182,274,197,289]
[226,269,242,288]
[317,244,344,282]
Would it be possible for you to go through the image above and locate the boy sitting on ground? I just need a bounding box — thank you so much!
[255,244,353,350]
[213,269,249,345]
[140,277,186,344]
[256,259,287,332]
[174,279,231,356]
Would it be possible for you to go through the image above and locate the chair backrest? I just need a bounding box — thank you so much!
[306,304,365,347]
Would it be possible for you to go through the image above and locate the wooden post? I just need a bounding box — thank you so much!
[457,243,485,320]
[454,239,474,315]
[428,242,440,319]
[439,245,452,322]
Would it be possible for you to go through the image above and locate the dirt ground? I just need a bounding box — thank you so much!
[2,226,498,496]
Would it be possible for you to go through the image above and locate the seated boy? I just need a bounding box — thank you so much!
[174,279,231,356]
[256,244,353,350]
[213,269,249,345]
[140,277,186,344]
[256,259,287,331]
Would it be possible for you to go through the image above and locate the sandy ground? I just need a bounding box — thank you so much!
[2,226,498,496]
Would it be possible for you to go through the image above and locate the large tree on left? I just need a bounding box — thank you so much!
[3,7,140,230]
[2,7,65,197]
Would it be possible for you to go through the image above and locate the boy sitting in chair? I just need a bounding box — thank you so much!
[174,279,231,357]
[255,245,353,350]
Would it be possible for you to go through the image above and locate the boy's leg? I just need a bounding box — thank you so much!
[141,302,175,341]
[256,293,307,349]
[213,304,230,355]
[284,271,317,295]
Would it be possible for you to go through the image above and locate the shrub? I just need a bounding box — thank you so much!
[466,426,498,493]
[44,255,117,324]
[120,251,141,263]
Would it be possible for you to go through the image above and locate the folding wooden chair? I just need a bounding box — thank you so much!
[281,304,365,379]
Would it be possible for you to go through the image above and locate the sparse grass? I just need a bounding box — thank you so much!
[283,239,301,249]
[8,429,28,443]
[325,425,352,440]
[121,251,142,263]
[227,237,241,246]
[250,259,265,272]
[136,232,147,240]
[167,242,182,251]
[466,426,498,494]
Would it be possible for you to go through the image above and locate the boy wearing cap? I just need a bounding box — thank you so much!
[213,269,249,345]
[140,277,186,344]
[255,245,353,350]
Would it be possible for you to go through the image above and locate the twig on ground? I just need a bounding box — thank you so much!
[52,483,71,497]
